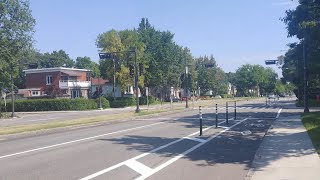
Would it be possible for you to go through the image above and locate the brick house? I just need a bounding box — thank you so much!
[23,67,91,98]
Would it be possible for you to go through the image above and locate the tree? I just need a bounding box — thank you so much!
[0,0,36,88]
[75,56,100,78]
[282,0,320,99]
[39,50,74,68]
[234,64,277,96]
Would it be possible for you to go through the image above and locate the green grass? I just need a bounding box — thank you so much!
[0,107,185,136]
[0,112,11,119]
[302,112,320,154]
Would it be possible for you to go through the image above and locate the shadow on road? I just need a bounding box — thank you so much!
[97,100,315,173]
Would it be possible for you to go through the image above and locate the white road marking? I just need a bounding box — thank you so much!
[276,108,283,119]
[0,122,164,160]
[79,118,249,180]
[135,118,249,180]
[126,160,153,175]
[218,126,229,129]
[184,137,206,143]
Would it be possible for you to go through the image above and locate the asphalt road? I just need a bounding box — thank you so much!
[0,98,298,180]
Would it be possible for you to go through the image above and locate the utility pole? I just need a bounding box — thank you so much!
[10,62,15,118]
[303,32,309,113]
[184,51,189,108]
[113,58,116,99]
[134,47,140,113]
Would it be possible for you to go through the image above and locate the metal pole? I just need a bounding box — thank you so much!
[226,102,229,124]
[134,47,140,113]
[98,77,102,109]
[303,32,309,113]
[215,104,218,128]
[234,101,237,120]
[10,63,15,118]
[146,87,149,108]
[113,59,116,99]
[266,96,268,106]
[199,106,202,136]
[184,51,189,108]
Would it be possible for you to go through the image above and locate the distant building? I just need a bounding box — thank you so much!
[23,67,91,98]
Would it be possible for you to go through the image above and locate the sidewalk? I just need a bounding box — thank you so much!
[248,115,320,180]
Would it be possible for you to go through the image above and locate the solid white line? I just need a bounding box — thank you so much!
[184,137,206,143]
[125,160,153,175]
[276,108,282,119]
[135,118,249,180]
[0,122,164,160]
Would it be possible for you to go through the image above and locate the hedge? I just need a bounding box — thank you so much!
[95,97,110,108]
[296,99,320,107]
[106,96,158,108]
[1,98,98,112]
[221,94,233,98]
[139,96,157,105]
[108,97,136,108]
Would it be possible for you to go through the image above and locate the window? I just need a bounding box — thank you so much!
[31,91,40,96]
[86,72,91,81]
[46,75,53,85]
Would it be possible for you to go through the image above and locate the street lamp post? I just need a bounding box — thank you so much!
[134,48,140,113]
[99,48,140,113]
[10,62,15,117]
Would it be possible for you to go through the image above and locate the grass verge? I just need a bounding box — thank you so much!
[302,112,320,154]
[0,108,184,136]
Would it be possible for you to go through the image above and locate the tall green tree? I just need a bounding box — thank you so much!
[0,0,36,88]
[282,0,320,98]
[234,64,277,96]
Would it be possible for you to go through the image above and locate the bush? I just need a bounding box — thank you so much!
[296,99,320,107]
[139,96,157,105]
[95,97,110,109]
[221,94,233,98]
[2,98,98,112]
[108,97,136,108]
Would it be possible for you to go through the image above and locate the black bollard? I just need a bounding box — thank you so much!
[199,106,202,136]
[215,104,218,128]
[226,102,229,124]
[234,101,237,120]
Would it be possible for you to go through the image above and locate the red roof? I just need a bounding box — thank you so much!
[91,78,109,86]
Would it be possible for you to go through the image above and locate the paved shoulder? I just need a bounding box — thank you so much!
[248,115,320,180]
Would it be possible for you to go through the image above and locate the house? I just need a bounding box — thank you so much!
[23,67,91,98]
[91,77,140,98]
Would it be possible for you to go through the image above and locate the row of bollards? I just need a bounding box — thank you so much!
[198,101,237,136]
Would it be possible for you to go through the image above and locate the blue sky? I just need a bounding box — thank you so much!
[29,0,299,76]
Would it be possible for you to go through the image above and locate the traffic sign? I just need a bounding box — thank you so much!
[265,60,278,65]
